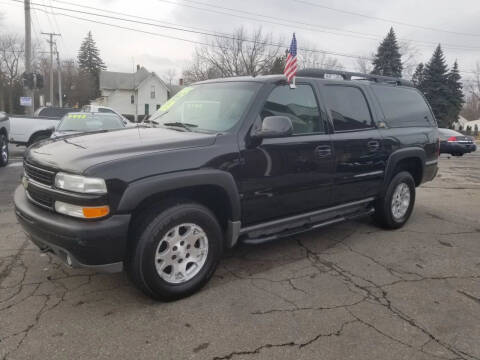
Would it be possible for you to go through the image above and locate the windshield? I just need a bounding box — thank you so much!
[148,82,260,132]
[57,113,125,132]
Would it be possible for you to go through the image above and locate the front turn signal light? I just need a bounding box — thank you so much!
[55,201,110,219]
[82,206,110,219]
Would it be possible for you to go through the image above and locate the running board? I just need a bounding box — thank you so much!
[240,199,375,245]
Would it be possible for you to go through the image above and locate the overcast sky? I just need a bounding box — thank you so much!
[1,0,479,83]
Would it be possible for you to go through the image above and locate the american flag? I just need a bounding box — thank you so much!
[284,33,297,82]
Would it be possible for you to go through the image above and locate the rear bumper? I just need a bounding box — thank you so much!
[422,159,438,183]
[440,142,477,154]
[14,186,130,272]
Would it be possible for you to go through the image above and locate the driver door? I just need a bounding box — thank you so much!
[239,83,335,225]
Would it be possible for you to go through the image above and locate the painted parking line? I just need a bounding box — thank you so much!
[6,162,23,167]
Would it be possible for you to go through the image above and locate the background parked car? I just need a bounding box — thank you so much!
[82,105,133,126]
[0,111,10,167]
[51,112,127,139]
[438,128,477,156]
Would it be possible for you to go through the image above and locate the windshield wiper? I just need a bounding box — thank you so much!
[163,122,198,131]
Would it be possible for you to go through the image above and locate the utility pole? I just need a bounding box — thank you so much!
[55,45,62,107]
[41,32,60,106]
[24,0,34,115]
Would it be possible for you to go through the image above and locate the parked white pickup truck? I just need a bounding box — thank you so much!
[9,106,132,146]
[8,107,74,146]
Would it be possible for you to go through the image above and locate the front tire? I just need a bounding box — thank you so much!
[373,171,415,229]
[128,202,223,301]
[0,133,9,167]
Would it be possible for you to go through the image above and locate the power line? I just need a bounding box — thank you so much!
[6,0,478,76]
[10,0,373,61]
[293,0,480,38]
[155,0,480,52]
[24,0,480,54]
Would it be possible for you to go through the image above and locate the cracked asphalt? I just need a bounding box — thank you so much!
[1,146,480,360]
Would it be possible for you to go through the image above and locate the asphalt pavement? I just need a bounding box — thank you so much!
[1,145,479,360]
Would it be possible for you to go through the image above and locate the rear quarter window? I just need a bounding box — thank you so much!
[372,86,435,128]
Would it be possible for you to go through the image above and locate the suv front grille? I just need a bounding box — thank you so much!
[26,186,54,210]
[24,162,55,186]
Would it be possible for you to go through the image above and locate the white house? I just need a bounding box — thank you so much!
[92,66,170,121]
[452,115,470,131]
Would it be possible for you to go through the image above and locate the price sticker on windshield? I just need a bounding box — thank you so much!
[159,87,193,112]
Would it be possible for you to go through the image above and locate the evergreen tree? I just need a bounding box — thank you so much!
[422,45,450,127]
[371,27,403,77]
[446,60,465,126]
[411,63,425,90]
[77,31,106,99]
[267,56,286,75]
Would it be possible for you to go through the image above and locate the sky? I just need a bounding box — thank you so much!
[0,0,479,84]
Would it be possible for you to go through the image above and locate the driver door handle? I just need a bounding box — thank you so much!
[314,145,332,158]
[367,140,380,152]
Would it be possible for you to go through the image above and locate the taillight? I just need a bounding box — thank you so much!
[447,136,457,142]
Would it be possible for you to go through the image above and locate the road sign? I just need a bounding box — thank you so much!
[20,97,32,106]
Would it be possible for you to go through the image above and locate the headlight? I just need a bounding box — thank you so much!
[55,172,107,194]
[55,201,110,219]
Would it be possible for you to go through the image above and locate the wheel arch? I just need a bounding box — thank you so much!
[384,148,426,190]
[27,129,52,146]
[118,169,241,248]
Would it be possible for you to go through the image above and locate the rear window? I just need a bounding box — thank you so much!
[372,86,435,127]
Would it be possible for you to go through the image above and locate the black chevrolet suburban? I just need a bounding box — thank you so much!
[14,69,439,300]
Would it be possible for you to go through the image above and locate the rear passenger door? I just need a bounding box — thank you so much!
[320,84,385,204]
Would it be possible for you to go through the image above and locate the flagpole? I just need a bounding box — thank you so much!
[290,76,296,89]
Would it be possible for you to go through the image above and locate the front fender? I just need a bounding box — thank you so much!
[116,169,241,221]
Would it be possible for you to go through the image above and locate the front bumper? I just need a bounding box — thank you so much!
[14,186,130,272]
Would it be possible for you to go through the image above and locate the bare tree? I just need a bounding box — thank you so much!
[183,27,282,83]
[163,68,177,85]
[461,62,480,120]
[399,41,421,79]
[298,44,343,70]
[0,33,24,112]
[355,55,374,74]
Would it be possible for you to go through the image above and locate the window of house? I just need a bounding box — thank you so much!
[151,85,155,99]
[260,84,323,135]
[371,86,434,127]
[145,103,149,116]
[156,104,161,110]
[130,94,134,104]
[323,86,373,131]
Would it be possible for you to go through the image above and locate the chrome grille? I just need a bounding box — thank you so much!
[24,162,55,186]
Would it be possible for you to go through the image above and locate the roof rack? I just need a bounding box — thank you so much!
[296,68,413,87]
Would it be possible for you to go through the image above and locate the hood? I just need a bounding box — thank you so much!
[26,127,217,173]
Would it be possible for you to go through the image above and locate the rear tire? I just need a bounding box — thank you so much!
[127,202,223,301]
[0,134,8,167]
[373,171,415,229]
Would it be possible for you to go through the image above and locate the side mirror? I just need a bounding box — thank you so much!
[253,116,293,138]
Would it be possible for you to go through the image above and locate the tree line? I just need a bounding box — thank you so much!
[1,22,478,127]
[183,26,475,128]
